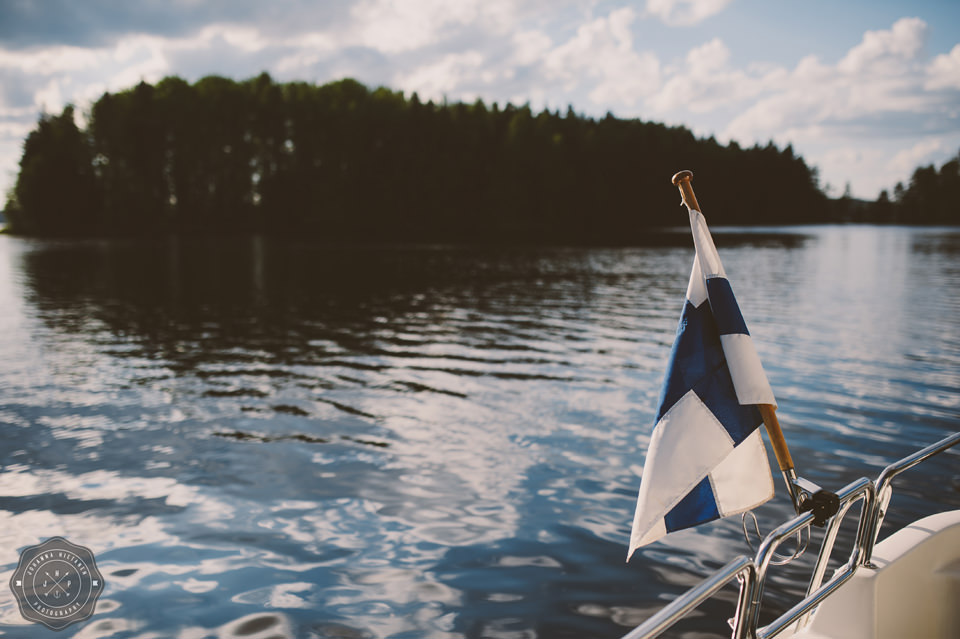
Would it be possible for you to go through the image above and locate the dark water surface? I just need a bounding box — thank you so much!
[0,226,958,638]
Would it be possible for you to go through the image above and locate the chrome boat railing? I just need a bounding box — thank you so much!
[620,431,960,639]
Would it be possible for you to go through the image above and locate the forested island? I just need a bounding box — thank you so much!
[3,74,958,241]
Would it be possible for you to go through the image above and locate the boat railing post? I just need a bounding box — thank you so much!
[796,499,854,630]
[748,510,815,634]
[859,431,960,564]
[731,563,758,639]
[795,478,874,631]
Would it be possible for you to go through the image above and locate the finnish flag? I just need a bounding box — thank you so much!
[628,209,776,558]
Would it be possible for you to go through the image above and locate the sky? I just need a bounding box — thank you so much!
[0,0,958,203]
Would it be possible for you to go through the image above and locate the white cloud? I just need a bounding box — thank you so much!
[274,32,338,75]
[352,0,455,54]
[542,8,660,107]
[33,79,64,113]
[195,25,271,53]
[394,51,487,99]
[0,118,33,138]
[645,0,733,27]
[349,0,517,54]
[649,38,768,114]
[510,29,553,67]
[927,43,960,90]
[838,17,927,74]
[686,37,729,72]
[890,139,944,175]
[0,34,173,116]
[715,19,947,156]
[100,36,171,94]
[816,146,889,195]
[0,46,102,75]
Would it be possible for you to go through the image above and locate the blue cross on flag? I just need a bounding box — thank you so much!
[628,208,776,558]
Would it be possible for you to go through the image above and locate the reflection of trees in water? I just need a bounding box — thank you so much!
[17,234,811,353]
[18,237,408,365]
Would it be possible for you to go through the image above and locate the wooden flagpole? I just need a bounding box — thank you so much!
[671,170,797,479]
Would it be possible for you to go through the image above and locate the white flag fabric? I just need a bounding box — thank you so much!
[628,209,776,558]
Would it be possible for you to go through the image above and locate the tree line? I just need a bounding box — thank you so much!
[3,73,950,242]
[862,154,959,225]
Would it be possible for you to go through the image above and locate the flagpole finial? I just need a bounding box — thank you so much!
[671,170,693,186]
[671,170,700,212]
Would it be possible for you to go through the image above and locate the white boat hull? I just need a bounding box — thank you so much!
[791,509,960,639]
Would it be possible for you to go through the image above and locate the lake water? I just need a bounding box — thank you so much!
[0,226,958,638]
